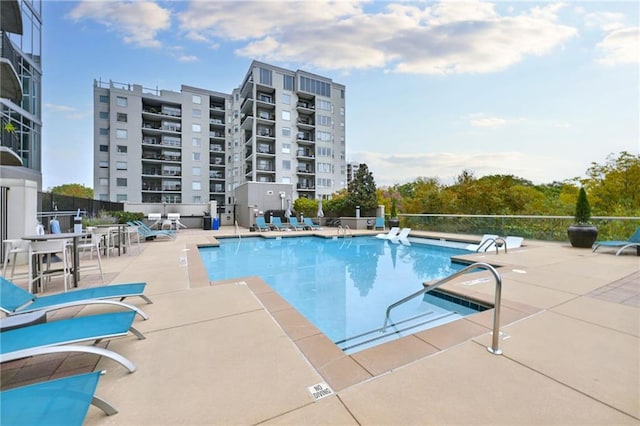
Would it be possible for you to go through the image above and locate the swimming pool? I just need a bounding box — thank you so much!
[199,236,486,353]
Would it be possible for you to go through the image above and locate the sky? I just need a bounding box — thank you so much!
[41,0,639,190]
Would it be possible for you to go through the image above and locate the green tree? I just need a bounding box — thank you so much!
[574,187,592,224]
[584,151,640,215]
[345,163,377,215]
[293,197,317,218]
[51,183,93,198]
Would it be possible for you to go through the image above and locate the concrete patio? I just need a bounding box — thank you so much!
[1,226,638,424]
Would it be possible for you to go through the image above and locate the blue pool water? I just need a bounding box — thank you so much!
[199,236,484,353]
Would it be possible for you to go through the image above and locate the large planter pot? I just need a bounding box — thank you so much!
[388,218,400,228]
[567,224,598,248]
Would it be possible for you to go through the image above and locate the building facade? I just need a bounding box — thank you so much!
[93,61,346,212]
[0,0,43,186]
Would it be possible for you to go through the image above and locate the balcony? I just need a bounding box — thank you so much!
[296,149,314,159]
[297,166,315,174]
[209,131,225,139]
[0,32,22,103]
[297,183,315,190]
[296,100,315,110]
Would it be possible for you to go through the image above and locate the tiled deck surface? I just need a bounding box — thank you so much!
[1,226,638,424]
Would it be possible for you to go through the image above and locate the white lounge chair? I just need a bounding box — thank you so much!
[390,228,411,244]
[375,227,400,240]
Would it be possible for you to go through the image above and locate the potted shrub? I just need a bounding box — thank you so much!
[388,198,400,228]
[567,187,598,248]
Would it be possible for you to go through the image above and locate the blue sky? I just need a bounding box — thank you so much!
[42,0,639,190]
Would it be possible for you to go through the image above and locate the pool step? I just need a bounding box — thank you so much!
[336,310,459,353]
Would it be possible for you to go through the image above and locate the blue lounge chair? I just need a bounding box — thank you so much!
[288,217,305,230]
[303,218,321,229]
[0,311,144,373]
[0,276,151,320]
[374,217,385,230]
[255,217,270,232]
[270,217,287,230]
[593,227,640,256]
[130,221,176,240]
[0,371,117,424]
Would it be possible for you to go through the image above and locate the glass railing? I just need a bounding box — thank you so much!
[394,214,640,242]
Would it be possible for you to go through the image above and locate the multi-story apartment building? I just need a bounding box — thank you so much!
[346,162,361,185]
[93,61,346,211]
[0,0,43,185]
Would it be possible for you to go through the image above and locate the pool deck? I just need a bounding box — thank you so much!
[1,226,639,424]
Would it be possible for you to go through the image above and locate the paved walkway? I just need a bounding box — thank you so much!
[1,227,638,424]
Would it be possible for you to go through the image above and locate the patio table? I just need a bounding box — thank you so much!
[22,232,88,291]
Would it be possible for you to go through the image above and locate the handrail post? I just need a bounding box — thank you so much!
[382,262,504,355]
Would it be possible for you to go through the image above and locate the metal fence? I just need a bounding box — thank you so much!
[37,192,124,233]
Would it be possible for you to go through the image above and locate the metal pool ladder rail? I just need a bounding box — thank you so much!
[477,237,507,254]
[382,262,503,355]
[337,225,352,237]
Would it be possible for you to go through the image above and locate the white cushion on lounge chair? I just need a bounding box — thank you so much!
[376,227,400,239]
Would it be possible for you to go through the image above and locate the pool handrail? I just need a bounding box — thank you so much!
[477,237,507,254]
[382,262,503,355]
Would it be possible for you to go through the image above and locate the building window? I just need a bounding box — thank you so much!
[282,177,291,184]
[192,167,201,176]
[299,76,330,97]
[99,144,108,152]
[116,129,127,139]
[117,113,127,122]
[281,110,290,121]
[99,111,108,119]
[316,131,332,142]
[99,161,109,168]
[282,93,290,105]
[317,100,331,111]
[259,67,272,86]
[116,161,127,170]
[99,178,108,186]
[192,152,200,161]
[99,95,108,103]
[282,127,291,137]
[99,128,109,136]
[116,96,128,107]
[317,115,331,126]
[117,145,127,153]
[282,143,291,154]
[116,194,128,202]
[193,196,202,203]
[283,74,294,90]
[282,160,291,170]
[192,95,201,104]
[340,107,345,115]
[192,181,201,191]
[116,178,127,187]
[192,109,201,118]
[99,194,108,200]
[192,124,201,132]
[192,138,201,147]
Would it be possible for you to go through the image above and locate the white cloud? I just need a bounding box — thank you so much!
[177,1,578,74]
[468,114,523,128]
[596,27,640,66]
[68,1,171,48]
[584,12,626,32]
[349,151,582,187]
[45,103,76,113]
